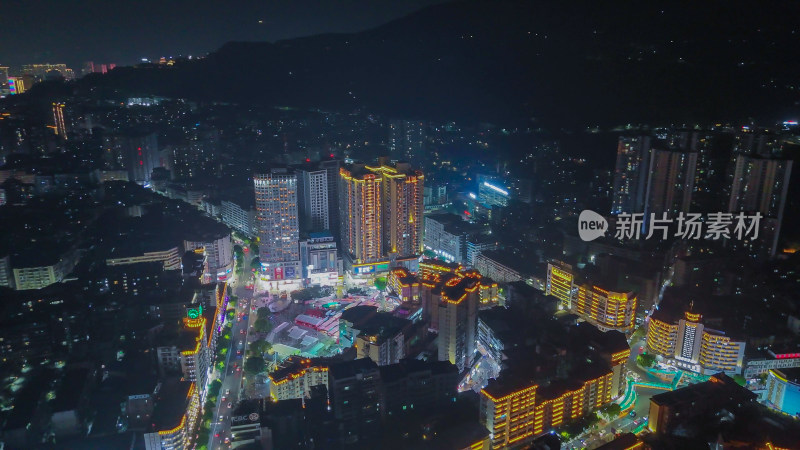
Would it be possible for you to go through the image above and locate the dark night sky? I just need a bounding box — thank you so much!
[0,0,450,69]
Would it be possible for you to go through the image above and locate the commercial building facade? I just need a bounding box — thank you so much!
[765,368,800,417]
[254,168,301,280]
[646,309,746,375]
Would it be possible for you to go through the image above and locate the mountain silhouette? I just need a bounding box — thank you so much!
[74,0,800,128]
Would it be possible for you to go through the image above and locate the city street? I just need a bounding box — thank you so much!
[208,257,257,449]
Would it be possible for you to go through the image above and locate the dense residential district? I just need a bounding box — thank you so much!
[1,66,800,450]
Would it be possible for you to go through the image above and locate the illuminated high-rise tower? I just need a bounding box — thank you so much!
[339,160,424,266]
[728,154,792,258]
[51,103,67,140]
[644,147,697,217]
[370,161,424,257]
[389,120,427,165]
[340,166,383,264]
[611,136,651,214]
[254,168,301,280]
[297,166,330,232]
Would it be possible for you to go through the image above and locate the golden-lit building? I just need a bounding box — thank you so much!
[479,323,629,448]
[366,161,424,257]
[646,307,746,375]
[143,381,200,450]
[547,260,637,333]
[438,275,480,372]
[387,267,421,302]
[339,159,424,267]
[574,284,637,332]
[545,260,575,310]
[340,166,383,263]
[419,259,462,278]
[268,356,329,401]
[420,260,500,331]
[52,102,67,139]
[480,368,617,448]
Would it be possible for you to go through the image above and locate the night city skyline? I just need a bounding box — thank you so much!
[1,1,800,449]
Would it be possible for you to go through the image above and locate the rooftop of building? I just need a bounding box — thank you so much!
[51,368,91,413]
[425,213,483,235]
[773,367,800,384]
[650,373,756,407]
[150,378,193,432]
[329,357,379,380]
[157,320,202,352]
[596,433,641,450]
[378,359,457,384]
[357,313,412,343]
[477,249,529,275]
[390,267,418,285]
[269,356,327,383]
[340,305,378,326]
[482,321,628,400]
[420,258,462,274]
[441,275,481,304]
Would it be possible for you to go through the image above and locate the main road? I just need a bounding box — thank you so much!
[208,257,258,449]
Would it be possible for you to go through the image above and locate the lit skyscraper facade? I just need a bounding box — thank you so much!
[611,136,651,214]
[254,168,301,280]
[340,160,424,265]
[340,166,383,264]
[389,120,427,164]
[644,147,697,217]
[297,166,330,232]
[372,162,424,257]
[51,102,67,140]
[728,154,792,258]
[320,159,342,238]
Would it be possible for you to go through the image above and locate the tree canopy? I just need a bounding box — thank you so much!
[244,356,266,375]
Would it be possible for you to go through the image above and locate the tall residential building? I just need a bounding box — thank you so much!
[320,159,342,238]
[389,120,427,164]
[644,147,697,217]
[437,275,480,372]
[297,166,330,232]
[51,102,68,139]
[104,132,160,184]
[340,160,424,266]
[0,255,12,289]
[254,168,301,280]
[728,154,792,258]
[611,136,651,214]
[574,285,637,333]
[328,358,384,446]
[340,166,383,264]
[545,260,575,310]
[373,161,424,257]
